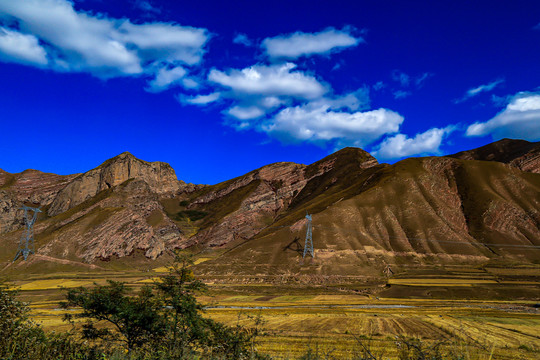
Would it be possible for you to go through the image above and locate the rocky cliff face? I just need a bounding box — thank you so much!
[0,169,78,233]
[37,179,183,262]
[449,138,540,173]
[48,152,182,217]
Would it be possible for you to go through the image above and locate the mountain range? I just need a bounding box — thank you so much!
[1,139,539,279]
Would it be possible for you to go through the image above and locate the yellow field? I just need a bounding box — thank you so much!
[14,278,96,290]
[6,267,540,360]
[24,292,540,359]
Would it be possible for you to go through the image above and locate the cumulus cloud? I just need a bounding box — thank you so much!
[209,63,326,99]
[179,92,221,105]
[0,27,47,65]
[207,62,328,119]
[146,65,186,92]
[455,78,504,103]
[233,33,252,46]
[374,126,454,159]
[228,105,266,120]
[262,27,361,59]
[264,101,403,147]
[466,92,540,140]
[181,77,200,89]
[0,0,209,79]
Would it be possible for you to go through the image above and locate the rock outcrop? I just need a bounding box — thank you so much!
[0,169,78,233]
[38,179,184,262]
[48,152,182,216]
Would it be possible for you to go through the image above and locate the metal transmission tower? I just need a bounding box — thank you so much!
[303,213,314,258]
[13,205,41,262]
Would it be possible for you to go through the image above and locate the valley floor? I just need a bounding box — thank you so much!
[6,266,539,360]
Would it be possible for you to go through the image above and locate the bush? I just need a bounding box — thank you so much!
[61,252,265,359]
[0,282,99,359]
[62,282,165,351]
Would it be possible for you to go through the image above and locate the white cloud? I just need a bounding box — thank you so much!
[262,27,361,59]
[233,33,251,46]
[117,22,208,66]
[180,92,221,105]
[207,62,328,120]
[466,92,540,140]
[0,0,209,77]
[181,77,199,89]
[227,106,266,120]
[374,126,454,159]
[0,27,47,65]
[264,102,403,147]
[146,65,186,92]
[209,63,326,99]
[455,78,504,103]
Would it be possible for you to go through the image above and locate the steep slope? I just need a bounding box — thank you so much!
[0,153,192,271]
[0,169,79,234]
[196,156,540,278]
[48,152,182,216]
[1,143,539,277]
[449,138,540,173]
[165,147,380,248]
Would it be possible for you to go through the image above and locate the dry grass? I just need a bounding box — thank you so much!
[4,268,539,360]
[14,279,96,291]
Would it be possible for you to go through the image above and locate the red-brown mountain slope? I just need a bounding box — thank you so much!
[448,138,540,173]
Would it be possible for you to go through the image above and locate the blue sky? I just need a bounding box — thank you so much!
[0,0,539,184]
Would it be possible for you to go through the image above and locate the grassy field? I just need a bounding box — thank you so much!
[6,265,538,360]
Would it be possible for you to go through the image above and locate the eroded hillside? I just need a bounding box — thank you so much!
[0,140,539,277]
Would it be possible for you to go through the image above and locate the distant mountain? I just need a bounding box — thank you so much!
[448,138,540,173]
[0,141,539,276]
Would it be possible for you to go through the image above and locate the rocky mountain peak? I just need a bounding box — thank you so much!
[47,152,184,216]
[304,147,379,178]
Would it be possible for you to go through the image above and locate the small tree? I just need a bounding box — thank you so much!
[153,252,210,357]
[61,252,266,359]
[62,281,164,352]
[155,252,265,359]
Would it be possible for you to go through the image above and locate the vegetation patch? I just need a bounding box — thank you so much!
[0,173,16,189]
[146,208,164,227]
[172,209,208,221]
